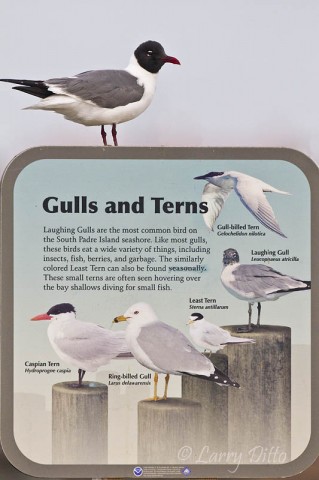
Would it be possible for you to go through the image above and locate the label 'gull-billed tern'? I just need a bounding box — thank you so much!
[221,248,311,332]
[113,302,239,401]
[194,170,290,237]
[31,303,129,386]
[1,40,180,146]
[187,312,255,352]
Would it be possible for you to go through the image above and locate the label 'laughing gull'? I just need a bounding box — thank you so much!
[194,170,290,237]
[221,248,311,332]
[31,303,129,387]
[1,40,180,146]
[113,302,239,401]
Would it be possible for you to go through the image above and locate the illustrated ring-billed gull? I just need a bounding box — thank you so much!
[31,303,129,387]
[0,40,180,146]
[194,170,290,237]
[220,248,311,332]
[187,312,255,352]
[113,302,239,401]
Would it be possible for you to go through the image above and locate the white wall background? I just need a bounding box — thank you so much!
[1,1,319,172]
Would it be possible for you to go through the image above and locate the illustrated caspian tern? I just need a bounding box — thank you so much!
[31,303,129,386]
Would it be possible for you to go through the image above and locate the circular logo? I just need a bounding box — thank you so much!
[133,466,143,477]
[182,466,191,476]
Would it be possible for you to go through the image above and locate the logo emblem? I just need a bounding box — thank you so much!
[182,467,191,476]
[133,466,143,477]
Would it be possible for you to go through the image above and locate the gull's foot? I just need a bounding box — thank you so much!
[144,396,161,402]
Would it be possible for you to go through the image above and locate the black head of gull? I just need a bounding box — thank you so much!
[134,40,180,74]
[223,248,240,266]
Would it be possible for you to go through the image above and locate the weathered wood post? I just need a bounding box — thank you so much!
[223,325,291,464]
[182,353,229,452]
[138,398,202,463]
[52,381,108,464]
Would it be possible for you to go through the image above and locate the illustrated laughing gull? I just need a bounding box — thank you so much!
[187,312,255,352]
[194,170,290,237]
[221,248,311,332]
[31,303,129,386]
[113,302,239,401]
[0,40,180,146]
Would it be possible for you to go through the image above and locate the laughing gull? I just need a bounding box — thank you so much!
[187,312,255,352]
[0,40,180,146]
[31,303,129,386]
[221,248,311,332]
[194,170,290,237]
[113,302,239,401]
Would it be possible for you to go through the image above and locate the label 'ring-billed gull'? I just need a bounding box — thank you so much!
[31,303,129,387]
[113,302,239,401]
[221,248,311,332]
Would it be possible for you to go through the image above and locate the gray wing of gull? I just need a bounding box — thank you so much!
[230,264,308,297]
[200,322,234,345]
[46,70,144,109]
[202,183,232,230]
[137,322,215,375]
[233,175,286,237]
[52,322,129,364]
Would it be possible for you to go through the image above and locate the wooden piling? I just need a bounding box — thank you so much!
[52,381,108,464]
[138,398,202,463]
[182,353,229,452]
[223,325,291,463]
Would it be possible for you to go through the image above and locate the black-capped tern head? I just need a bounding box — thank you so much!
[194,172,225,180]
[187,312,204,324]
[31,303,76,321]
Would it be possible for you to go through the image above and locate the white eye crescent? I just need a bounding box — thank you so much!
[147,50,153,56]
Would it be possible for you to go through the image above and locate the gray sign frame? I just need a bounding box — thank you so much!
[1,146,318,478]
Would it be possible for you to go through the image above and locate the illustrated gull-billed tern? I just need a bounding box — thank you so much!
[31,303,129,386]
[113,302,239,401]
[0,40,180,146]
[187,312,255,352]
[194,170,290,237]
[221,248,311,332]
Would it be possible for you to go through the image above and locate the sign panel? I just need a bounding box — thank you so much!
[1,147,318,478]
